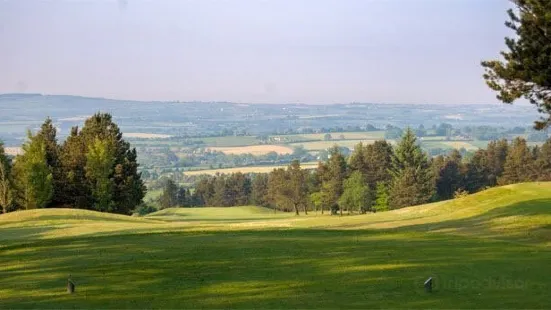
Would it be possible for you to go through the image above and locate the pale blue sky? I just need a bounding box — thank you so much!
[1,0,511,104]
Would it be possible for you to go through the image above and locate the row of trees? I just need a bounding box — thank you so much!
[163,129,551,214]
[0,114,146,215]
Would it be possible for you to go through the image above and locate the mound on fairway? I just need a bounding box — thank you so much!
[2,183,551,308]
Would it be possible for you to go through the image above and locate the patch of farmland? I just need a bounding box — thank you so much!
[199,136,261,147]
[208,145,293,155]
[441,141,478,150]
[294,131,385,140]
[123,133,172,139]
[289,139,381,151]
[185,162,319,176]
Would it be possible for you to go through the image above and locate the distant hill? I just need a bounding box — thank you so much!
[0,93,541,146]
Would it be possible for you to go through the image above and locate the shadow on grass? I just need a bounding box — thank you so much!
[1,229,550,309]
[0,213,153,227]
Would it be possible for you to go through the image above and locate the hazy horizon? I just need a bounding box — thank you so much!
[2,0,512,105]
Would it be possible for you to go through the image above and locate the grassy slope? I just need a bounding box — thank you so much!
[1,183,551,308]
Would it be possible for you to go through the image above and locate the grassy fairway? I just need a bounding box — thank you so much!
[2,183,551,308]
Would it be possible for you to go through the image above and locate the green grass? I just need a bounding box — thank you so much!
[144,188,162,202]
[2,183,551,308]
[184,162,319,176]
[289,139,384,151]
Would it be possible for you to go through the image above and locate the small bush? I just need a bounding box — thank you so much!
[133,204,158,216]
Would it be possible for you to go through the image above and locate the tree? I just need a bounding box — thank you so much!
[464,149,490,193]
[348,143,366,174]
[499,137,537,184]
[373,182,390,212]
[536,138,551,180]
[36,118,62,205]
[348,141,393,187]
[364,141,393,187]
[415,124,427,137]
[251,173,269,207]
[436,123,453,137]
[80,113,146,214]
[158,179,178,209]
[227,172,251,206]
[193,177,215,206]
[309,191,324,214]
[58,126,90,208]
[176,186,187,207]
[287,160,309,215]
[267,161,308,215]
[267,168,290,212]
[339,171,371,214]
[319,146,347,215]
[13,132,53,210]
[482,0,551,129]
[0,142,13,214]
[389,128,434,209]
[485,139,509,186]
[433,150,465,200]
[85,138,115,212]
[211,175,229,207]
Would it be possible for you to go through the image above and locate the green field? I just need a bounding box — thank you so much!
[184,162,319,176]
[421,140,479,151]
[289,139,383,151]
[2,183,551,308]
[285,131,385,141]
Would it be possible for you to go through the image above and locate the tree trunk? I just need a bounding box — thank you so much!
[304,205,308,215]
[321,205,324,214]
[294,204,299,215]
[340,206,343,216]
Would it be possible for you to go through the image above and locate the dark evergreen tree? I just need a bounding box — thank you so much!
[35,118,62,206]
[482,0,551,129]
[58,127,90,208]
[499,137,537,185]
[433,150,465,200]
[464,149,491,193]
[364,140,393,187]
[389,128,434,209]
[79,113,146,214]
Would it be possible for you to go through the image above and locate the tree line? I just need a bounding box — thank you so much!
[159,129,551,214]
[0,113,146,215]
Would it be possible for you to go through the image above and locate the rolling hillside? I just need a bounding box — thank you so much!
[1,183,551,308]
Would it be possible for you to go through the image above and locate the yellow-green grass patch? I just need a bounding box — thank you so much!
[184,162,319,176]
[208,145,293,155]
